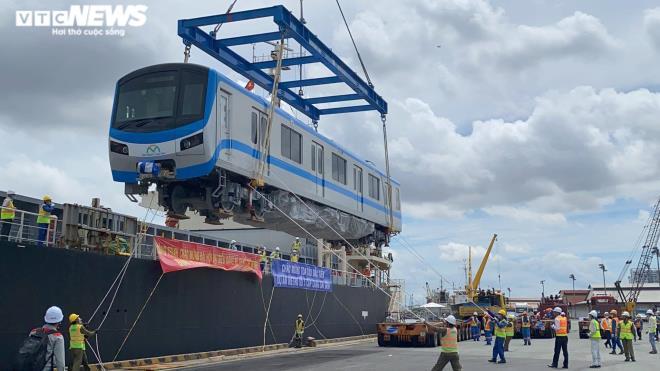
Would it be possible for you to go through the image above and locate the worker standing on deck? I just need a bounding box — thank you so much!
[521,312,532,346]
[618,311,635,362]
[488,309,508,364]
[601,312,611,349]
[291,250,299,263]
[37,195,54,246]
[504,314,514,351]
[294,314,305,348]
[587,310,602,368]
[431,315,462,371]
[292,237,301,255]
[69,313,96,371]
[259,246,268,272]
[647,309,657,354]
[609,310,624,354]
[484,313,493,346]
[229,240,238,251]
[548,306,568,369]
[1,190,16,241]
[469,312,480,341]
[270,247,281,260]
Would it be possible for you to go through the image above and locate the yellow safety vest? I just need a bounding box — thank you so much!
[292,240,301,252]
[441,327,458,353]
[270,251,280,260]
[1,199,15,220]
[619,321,633,340]
[522,317,531,328]
[494,321,507,338]
[69,324,85,350]
[591,319,601,339]
[259,251,268,263]
[291,255,299,263]
[37,204,51,224]
[556,316,568,337]
[295,319,305,334]
[505,322,514,337]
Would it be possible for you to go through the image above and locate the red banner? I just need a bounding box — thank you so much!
[154,237,262,280]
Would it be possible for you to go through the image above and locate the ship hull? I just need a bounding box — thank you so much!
[0,241,388,368]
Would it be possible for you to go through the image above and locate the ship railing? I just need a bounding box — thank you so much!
[0,206,61,247]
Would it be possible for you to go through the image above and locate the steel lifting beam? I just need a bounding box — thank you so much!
[177,5,387,120]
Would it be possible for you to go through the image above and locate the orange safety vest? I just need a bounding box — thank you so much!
[484,318,492,331]
[441,327,458,353]
[600,318,610,331]
[556,316,568,336]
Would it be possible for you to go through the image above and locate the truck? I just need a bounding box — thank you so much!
[376,319,471,347]
[535,296,572,337]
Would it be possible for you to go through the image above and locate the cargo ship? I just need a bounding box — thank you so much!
[0,192,393,368]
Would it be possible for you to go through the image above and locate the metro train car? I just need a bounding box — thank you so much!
[109,63,401,245]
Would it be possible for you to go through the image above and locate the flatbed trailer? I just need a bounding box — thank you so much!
[376,320,470,347]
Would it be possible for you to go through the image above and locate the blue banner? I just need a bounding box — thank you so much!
[271,260,332,292]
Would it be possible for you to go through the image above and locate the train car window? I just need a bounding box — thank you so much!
[368,174,380,200]
[317,146,323,174]
[114,71,177,124]
[259,116,267,146]
[180,70,206,116]
[311,144,316,171]
[332,154,347,185]
[251,112,258,144]
[281,125,302,164]
[395,188,401,210]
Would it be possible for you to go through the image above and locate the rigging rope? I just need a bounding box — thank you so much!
[212,0,239,35]
[335,0,373,87]
[262,285,276,351]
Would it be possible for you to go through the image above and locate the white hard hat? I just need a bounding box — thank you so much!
[561,312,565,316]
[647,309,654,315]
[589,310,598,318]
[604,311,610,316]
[276,247,280,251]
[231,240,236,244]
[445,315,457,325]
[636,314,642,318]
[295,237,300,240]
[553,307,562,313]
[622,311,630,317]
[44,306,63,323]
[7,190,15,196]
[473,312,478,316]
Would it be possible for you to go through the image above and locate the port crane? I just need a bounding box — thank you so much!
[614,197,660,314]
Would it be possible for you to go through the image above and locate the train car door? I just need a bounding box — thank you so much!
[353,165,363,211]
[311,142,324,197]
[218,92,230,161]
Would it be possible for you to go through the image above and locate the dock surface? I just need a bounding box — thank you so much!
[168,323,658,371]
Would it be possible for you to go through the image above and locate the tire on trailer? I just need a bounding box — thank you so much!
[378,333,386,347]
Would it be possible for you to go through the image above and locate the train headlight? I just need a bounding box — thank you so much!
[110,141,129,155]
[180,132,203,151]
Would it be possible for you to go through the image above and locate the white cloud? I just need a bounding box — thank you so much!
[644,7,660,51]
[484,206,567,225]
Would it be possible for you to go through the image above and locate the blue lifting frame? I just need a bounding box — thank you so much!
[178,5,387,121]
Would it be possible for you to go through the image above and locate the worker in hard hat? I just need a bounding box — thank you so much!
[431,314,462,371]
[646,309,657,354]
[587,310,602,368]
[609,309,623,354]
[229,240,237,251]
[37,195,55,246]
[270,246,281,260]
[294,314,305,348]
[69,313,97,371]
[23,306,65,371]
[259,246,268,272]
[521,311,531,346]
[504,314,514,351]
[618,311,635,362]
[488,309,508,364]
[601,312,611,349]
[292,237,301,255]
[1,190,16,241]
[483,313,493,346]
[469,312,480,341]
[548,306,568,369]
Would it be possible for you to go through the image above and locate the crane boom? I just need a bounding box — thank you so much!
[468,234,497,298]
[615,197,660,313]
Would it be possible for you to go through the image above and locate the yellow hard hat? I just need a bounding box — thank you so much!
[69,313,79,323]
[498,309,506,316]
[43,195,52,201]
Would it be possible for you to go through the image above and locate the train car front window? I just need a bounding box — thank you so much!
[114,71,178,126]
